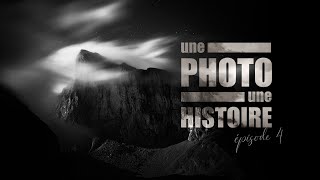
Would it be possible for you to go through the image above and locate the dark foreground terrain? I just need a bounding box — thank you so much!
[0,84,236,179]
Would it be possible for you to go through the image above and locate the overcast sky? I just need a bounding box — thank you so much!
[0,0,270,66]
[0,0,270,144]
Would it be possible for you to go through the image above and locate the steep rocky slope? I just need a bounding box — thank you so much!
[56,49,187,148]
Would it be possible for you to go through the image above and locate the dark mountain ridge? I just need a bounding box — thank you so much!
[57,49,187,148]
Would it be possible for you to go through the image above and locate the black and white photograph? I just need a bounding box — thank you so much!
[1,0,287,179]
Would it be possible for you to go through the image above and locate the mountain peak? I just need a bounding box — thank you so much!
[76,49,105,64]
[76,49,136,71]
[79,49,90,54]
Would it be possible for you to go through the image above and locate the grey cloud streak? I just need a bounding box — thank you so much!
[55,0,125,36]
[0,0,177,146]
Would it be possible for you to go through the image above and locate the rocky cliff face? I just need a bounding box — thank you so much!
[56,50,187,148]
